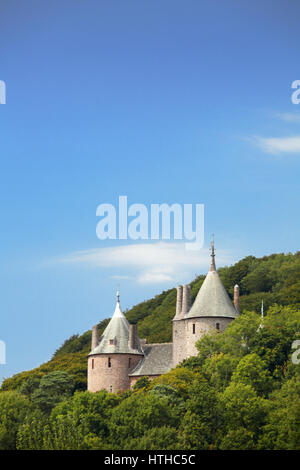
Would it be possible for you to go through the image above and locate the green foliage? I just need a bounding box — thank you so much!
[257,375,300,450]
[3,251,300,395]
[202,353,239,391]
[1,352,87,393]
[108,393,179,448]
[124,426,180,450]
[1,250,300,450]
[219,382,268,438]
[17,390,121,450]
[0,391,32,450]
[53,319,110,358]
[3,303,300,450]
[19,376,41,398]
[152,367,201,399]
[16,410,48,450]
[231,353,273,396]
[51,389,120,439]
[219,427,255,450]
[178,379,221,449]
[31,371,74,414]
[132,376,150,391]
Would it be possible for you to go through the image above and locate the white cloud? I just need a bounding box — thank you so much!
[254,136,300,154]
[56,242,236,284]
[137,272,174,284]
[274,112,300,123]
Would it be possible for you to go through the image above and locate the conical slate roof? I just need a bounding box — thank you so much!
[186,242,238,319]
[89,293,144,356]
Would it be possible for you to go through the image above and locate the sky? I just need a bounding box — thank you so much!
[0,0,300,382]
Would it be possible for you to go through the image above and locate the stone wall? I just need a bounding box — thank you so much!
[129,374,160,389]
[88,353,143,393]
[172,318,187,367]
[184,316,233,358]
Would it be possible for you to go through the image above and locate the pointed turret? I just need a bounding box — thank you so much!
[88,291,144,393]
[89,291,143,355]
[186,240,238,319]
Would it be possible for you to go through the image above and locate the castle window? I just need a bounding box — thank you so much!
[110,385,112,392]
[92,359,94,369]
[108,357,111,368]
[192,323,196,334]
[216,322,220,331]
[128,358,131,368]
[109,339,114,345]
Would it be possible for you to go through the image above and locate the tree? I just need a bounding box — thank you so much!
[219,383,268,441]
[258,375,300,450]
[32,371,74,413]
[219,427,255,450]
[133,376,150,391]
[178,380,222,449]
[202,353,239,391]
[16,410,47,450]
[124,426,180,450]
[51,389,120,439]
[231,353,273,396]
[252,305,300,376]
[153,367,201,399]
[0,391,32,449]
[19,376,41,398]
[108,392,178,448]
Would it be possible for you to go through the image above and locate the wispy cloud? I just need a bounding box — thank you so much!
[54,242,236,284]
[247,110,300,155]
[254,136,300,154]
[274,112,300,123]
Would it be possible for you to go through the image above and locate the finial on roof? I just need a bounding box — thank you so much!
[116,289,120,303]
[257,300,265,331]
[209,234,216,272]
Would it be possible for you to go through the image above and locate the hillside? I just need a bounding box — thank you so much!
[1,251,300,393]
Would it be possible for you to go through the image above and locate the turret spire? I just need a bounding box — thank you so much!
[187,233,238,320]
[257,300,264,331]
[209,234,216,272]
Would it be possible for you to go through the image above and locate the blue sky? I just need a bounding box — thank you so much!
[0,0,300,381]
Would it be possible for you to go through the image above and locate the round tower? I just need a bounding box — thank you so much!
[173,239,239,366]
[88,292,144,393]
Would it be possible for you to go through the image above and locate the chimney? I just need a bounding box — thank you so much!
[234,284,240,313]
[129,324,138,350]
[187,285,191,311]
[176,285,183,316]
[181,285,191,316]
[91,325,99,350]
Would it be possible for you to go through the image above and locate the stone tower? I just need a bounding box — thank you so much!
[172,284,191,366]
[88,292,144,393]
[172,240,239,367]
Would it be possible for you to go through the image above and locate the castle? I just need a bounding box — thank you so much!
[87,242,240,393]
